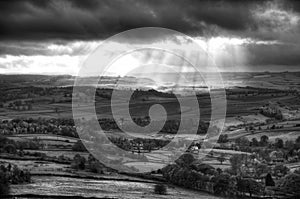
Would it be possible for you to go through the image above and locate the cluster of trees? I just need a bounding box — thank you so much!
[266,124,284,130]
[217,134,229,143]
[260,104,283,120]
[71,154,106,174]
[95,87,176,100]
[195,134,297,159]
[162,158,212,191]
[162,152,300,198]
[98,118,120,131]
[108,136,169,153]
[86,155,106,173]
[238,136,269,148]
[0,85,74,107]
[161,154,266,197]
[231,135,300,163]
[71,154,86,170]
[1,135,74,164]
[8,100,33,111]
[0,135,40,154]
[0,118,78,138]
[236,177,264,197]
[98,116,209,135]
[213,173,265,197]
[109,137,132,151]
[0,164,31,196]
[155,119,208,135]
[217,134,283,149]
[228,153,290,178]
[0,136,15,154]
[132,89,175,99]
[0,116,209,138]
[274,169,300,198]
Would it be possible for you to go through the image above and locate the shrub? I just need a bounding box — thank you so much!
[0,183,9,196]
[3,144,17,154]
[274,164,289,176]
[217,154,226,165]
[72,141,87,152]
[265,173,275,186]
[87,160,103,174]
[0,171,9,196]
[218,134,228,143]
[71,154,86,170]
[154,184,167,195]
[229,154,245,174]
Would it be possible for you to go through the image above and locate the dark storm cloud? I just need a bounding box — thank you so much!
[0,0,265,41]
[0,0,300,69]
[0,42,49,56]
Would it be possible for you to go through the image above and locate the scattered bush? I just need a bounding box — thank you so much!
[218,134,228,143]
[72,141,87,152]
[3,144,17,154]
[71,154,86,170]
[274,164,289,177]
[154,184,167,195]
[0,171,9,196]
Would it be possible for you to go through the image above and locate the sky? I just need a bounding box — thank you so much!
[0,0,300,75]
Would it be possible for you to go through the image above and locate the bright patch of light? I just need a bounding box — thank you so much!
[47,41,100,55]
[0,55,84,75]
[105,53,142,76]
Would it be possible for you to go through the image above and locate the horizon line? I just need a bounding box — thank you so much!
[0,70,299,76]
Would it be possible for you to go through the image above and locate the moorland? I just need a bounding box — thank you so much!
[0,72,300,198]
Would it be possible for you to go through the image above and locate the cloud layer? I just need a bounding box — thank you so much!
[1,0,299,40]
[0,0,299,73]
[0,0,257,41]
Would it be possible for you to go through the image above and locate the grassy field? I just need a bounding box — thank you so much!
[1,157,222,199]
[10,176,223,199]
[1,86,298,122]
